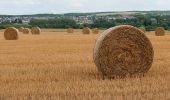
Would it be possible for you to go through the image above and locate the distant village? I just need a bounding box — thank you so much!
[0,12,166,31]
[0,14,139,25]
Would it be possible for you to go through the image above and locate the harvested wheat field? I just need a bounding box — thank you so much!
[0,29,170,100]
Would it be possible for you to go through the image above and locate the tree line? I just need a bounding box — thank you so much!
[1,14,170,31]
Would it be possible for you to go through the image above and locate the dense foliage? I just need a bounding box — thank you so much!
[90,14,170,31]
[29,18,77,28]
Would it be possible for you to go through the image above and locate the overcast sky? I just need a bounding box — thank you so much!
[0,0,169,15]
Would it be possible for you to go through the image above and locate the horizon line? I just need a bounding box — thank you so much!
[0,10,170,16]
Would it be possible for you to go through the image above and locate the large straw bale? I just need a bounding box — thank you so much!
[155,27,165,36]
[93,25,154,78]
[31,27,41,35]
[23,28,30,34]
[4,27,19,40]
[82,27,90,34]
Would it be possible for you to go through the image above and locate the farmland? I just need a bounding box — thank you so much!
[0,29,170,99]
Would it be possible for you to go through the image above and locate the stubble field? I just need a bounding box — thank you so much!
[0,29,170,100]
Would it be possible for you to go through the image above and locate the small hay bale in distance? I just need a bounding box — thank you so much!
[155,27,165,36]
[31,27,41,35]
[139,27,146,33]
[67,28,74,33]
[82,27,90,34]
[92,28,99,34]
[93,25,154,78]
[23,28,30,34]
[18,27,24,32]
[4,27,19,40]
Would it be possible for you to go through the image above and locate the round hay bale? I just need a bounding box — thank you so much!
[23,28,30,34]
[92,28,99,34]
[155,27,165,36]
[93,25,154,78]
[31,27,41,35]
[82,27,90,34]
[139,27,146,33]
[18,27,24,32]
[4,27,19,40]
[67,28,74,33]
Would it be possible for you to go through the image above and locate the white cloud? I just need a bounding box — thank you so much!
[70,0,83,8]
[0,0,170,15]
[0,0,39,5]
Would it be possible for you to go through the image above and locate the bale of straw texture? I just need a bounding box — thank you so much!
[18,27,24,32]
[67,28,74,33]
[4,27,19,40]
[139,27,146,33]
[31,27,41,35]
[92,28,99,34]
[82,27,90,34]
[23,28,30,34]
[155,27,165,36]
[93,25,154,78]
